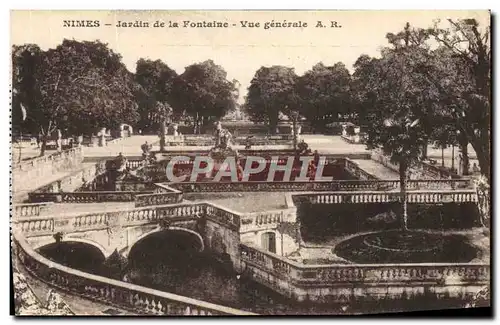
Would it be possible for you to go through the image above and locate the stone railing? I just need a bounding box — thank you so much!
[370,150,458,180]
[125,159,144,169]
[12,202,53,218]
[14,203,208,239]
[29,190,152,204]
[13,147,85,192]
[301,189,478,204]
[344,158,380,181]
[240,207,297,233]
[162,134,293,147]
[205,202,241,231]
[134,185,183,207]
[168,179,472,193]
[13,147,83,172]
[126,203,206,226]
[14,235,255,315]
[30,160,107,195]
[240,243,489,302]
[155,150,371,160]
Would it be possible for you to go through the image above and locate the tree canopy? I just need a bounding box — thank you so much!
[296,62,351,131]
[12,39,140,154]
[171,60,238,131]
[244,65,299,133]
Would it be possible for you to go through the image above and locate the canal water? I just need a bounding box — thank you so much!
[38,238,469,315]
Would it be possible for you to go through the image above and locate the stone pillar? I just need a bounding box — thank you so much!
[341,124,347,136]
[77,135,83,147]
[56,129,62,152]
[353,126,361,143]
[98,128,107,147]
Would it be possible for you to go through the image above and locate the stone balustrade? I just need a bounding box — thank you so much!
[240,243,489,302]
[14,203,208,239]
[168,179,472,193]
[30,160,107,196]
[370,150,458,179]
[29,191,152,204]
[134,191,183,207]
[304,190,478,204]
[13,147,83,172]
[205,203,241,231]
[14,236,255,315]
[344,158,380,180]
[125,160,144,169]
[240,207,297,233]
[13,202,53,218]
[13,148,84,193]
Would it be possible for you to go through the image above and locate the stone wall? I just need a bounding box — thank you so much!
[203,219,242,272]
[13,147,84,192]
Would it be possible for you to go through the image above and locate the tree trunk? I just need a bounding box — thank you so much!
[269,112,278,135]
[471,138,490,182]
[459,139,470,175]
[399,160,409,232]
[441,147,445,167]
[40,136,47,156]
[292,117,298,151]
[159,120,166,152]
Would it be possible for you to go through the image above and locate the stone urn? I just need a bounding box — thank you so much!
[353,126,361,143]
[341,124,347,136]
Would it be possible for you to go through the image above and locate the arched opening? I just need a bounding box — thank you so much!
[261,232,276,253]
[36,241,106,274]
[124,228,244,308]
[128,228,204,269]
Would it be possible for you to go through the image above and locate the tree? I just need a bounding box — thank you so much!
[11,44,43,138]
[355,45,428,231]
[296,62,351,131]
[135,59,177,132]
[424,19,491,181]
[244,66,298,134]
[12,40,140,155]
[171,60,237,133]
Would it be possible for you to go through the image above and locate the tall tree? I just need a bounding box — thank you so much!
[296,62,351,131]
[12,39,140,155]
[355,45,428,231]
[423,19,491,181]
[244,66,298,134]
[171,60,237,133]
[135,59,178,131]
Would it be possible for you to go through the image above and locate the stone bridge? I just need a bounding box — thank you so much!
[13,200,298,273]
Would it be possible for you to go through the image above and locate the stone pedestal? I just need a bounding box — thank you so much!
[353,126,361,143]
[172,124,179,136]
[77,135,83,147]
[98,128,107,147]
[56,129,62,152]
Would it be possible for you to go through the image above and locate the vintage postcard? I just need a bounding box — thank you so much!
[10,10,491,316]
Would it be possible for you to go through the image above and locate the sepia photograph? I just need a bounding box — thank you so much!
[10,10,491,316]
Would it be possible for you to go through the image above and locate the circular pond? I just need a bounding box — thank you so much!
[334,230,478,264]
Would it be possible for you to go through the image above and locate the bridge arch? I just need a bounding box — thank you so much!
[32,237,111,258]
[126,226,205,258]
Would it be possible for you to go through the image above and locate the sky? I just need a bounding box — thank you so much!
[11,10,490,103]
